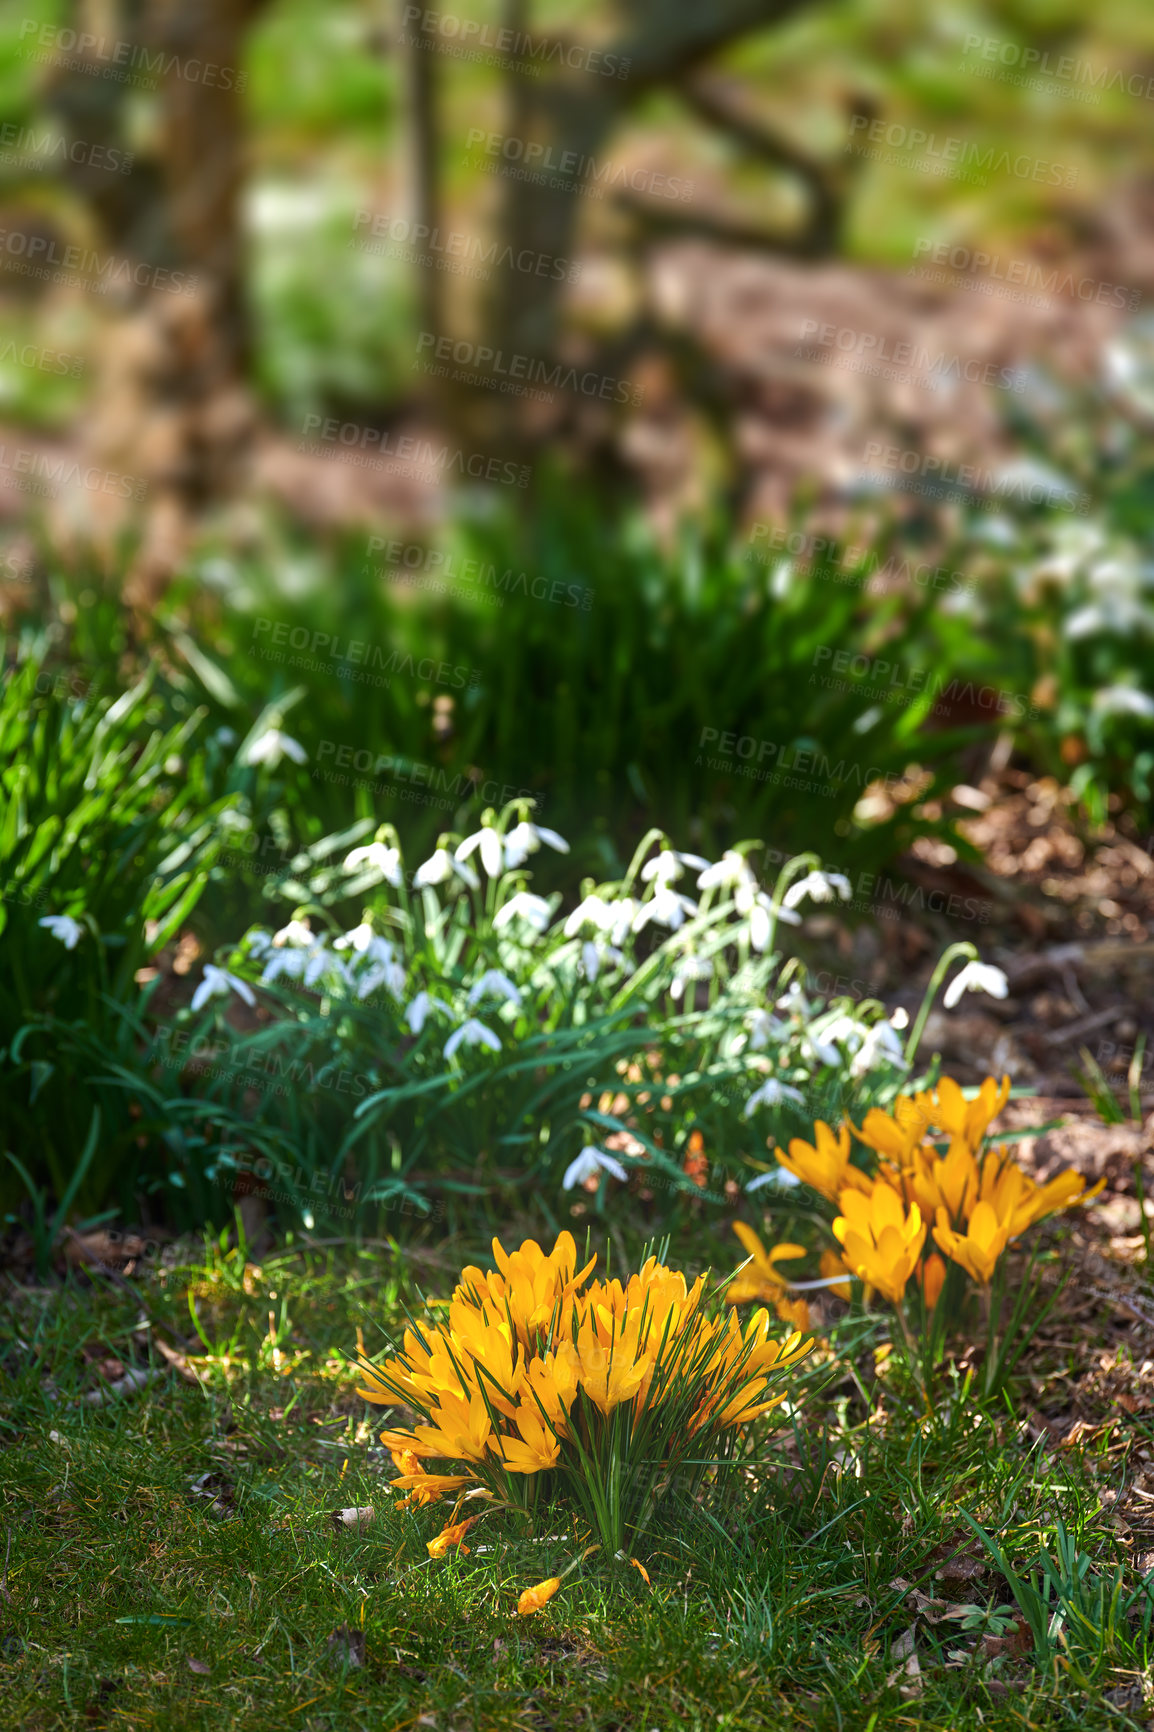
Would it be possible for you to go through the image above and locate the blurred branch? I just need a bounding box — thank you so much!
[675,81,879,255]
[615,0,814,91]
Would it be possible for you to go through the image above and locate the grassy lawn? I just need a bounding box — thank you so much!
[3,1228,1152,1732]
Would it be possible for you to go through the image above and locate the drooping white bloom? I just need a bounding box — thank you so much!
[641,849,711,887]
[670,957,713,1001]
[414,848,479,892]
[492,892,552,935]
[783,871,853,910]
[246,930,274,959]
[805,1014,862,1068]
[272,919,314,947]
[849,1019,907,1079]
[443,1018,501,1060]
[641,852,684,885]
[562,1147,628,1190]
[39,914,84,950]
[746,1167,801,1192]
[191,964,257,1013]
[580,940,624,982]
[456,827,504,879]
[344,842,402,885]
[606,898,639,946]
[633,886,698,932]
[336,928,403,997]
[943,961,1009,1010]
[302,944,338,989]
[467,969,523,1010]
[333,923,379,955]
[746,1008,788,1050]
[404,990,453,1035]
[1092,685,1154,720]
[697,850,755,893]
[243,728,307,768]
[357,952,406,1000]
[261,948,307,985]
[745,892,800,952]
[564,894,615,938]
[776,980,811,1016]
[503,821,570,869]
[806,1033,841,1067]
[743,1078,805,1117]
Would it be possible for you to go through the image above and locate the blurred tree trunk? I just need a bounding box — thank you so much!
[491,0,815,369]
[44,0,268,583]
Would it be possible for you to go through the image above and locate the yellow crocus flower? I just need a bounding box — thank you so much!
[517,1576,561,1616]
[776,1121,871,1201]
[833,1179,927,1304]
[498,1401,561,1474]
[728,1222,808,1304]
[412,1385,495,1462]
[932,1198,1012,1284]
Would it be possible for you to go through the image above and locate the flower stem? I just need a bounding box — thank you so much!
[903,941,979,1066]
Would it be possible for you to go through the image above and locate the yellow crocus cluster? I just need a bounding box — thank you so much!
[759,1075,1100,1305]
[357,1232,811,1519]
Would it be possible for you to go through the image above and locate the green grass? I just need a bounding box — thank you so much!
[2,1230,1152,1731]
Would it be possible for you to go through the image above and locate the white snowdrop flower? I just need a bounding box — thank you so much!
[633,886,698,932]
[670,957,713,1001]
[503,821,570,868]
[1092,685,1154,720]
[943,961,1008,1010]
[261,948,307,985]
[39,914,84,950]
[415,848,479,891]
[607,898,639,946]
[820,1014,864,1051]
[358,956,406,1000]
[641,849,708,886]
[404,990,453,1035]
[698,850,755,893]
[333,923,376,954]
[344,842,402,885]
[806,1034,842,1068]
[243,728,307,768]
[849,1020,907,1079]
[746,1168,801,1192]
[746,1008,788,1050]
[302,944,336,989]
[456,827,504,879]
[641,852,684,885]
[246,930,274,959]
[493,892,552,935]
[580,941,625,982]
[564,894,615,937]
[467,969,523,1010]
[743,1078,805,1118]
[890,1006,909,1030]
[783,871,852,910]
[776,980,811,1016]
[272,919,314,947]
[746,892,800,952]
[191,964,256,1013]
[562,1147,628,1190]
[335,931,397,995]
[443,1018,501,1061]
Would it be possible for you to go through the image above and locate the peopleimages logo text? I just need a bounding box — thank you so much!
[299,415,530,489]
[351,210,579,282]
